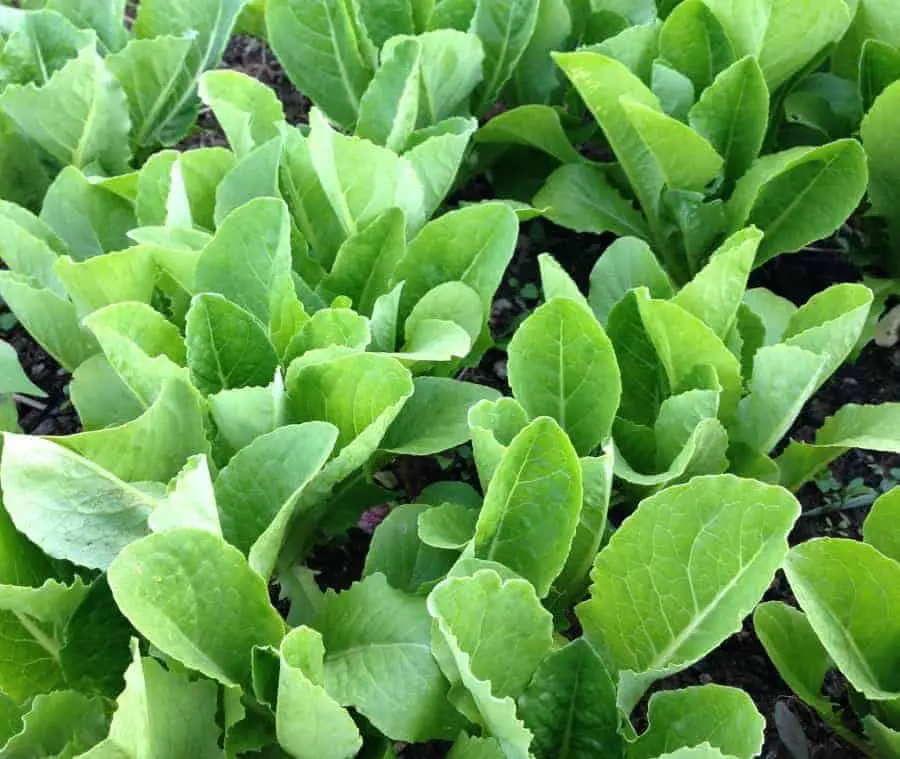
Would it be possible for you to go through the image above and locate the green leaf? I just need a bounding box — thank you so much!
[728,140,869,266]
[0,45,131,174]
[862,80,900,243]
[185,294,279,395]
[0,341,44,397]
[365,504,459,592]
[577,475,799,706]
[538,254,592,313]
[428,570,549,757]
[447,734,505,759]
[658,0,735,92]
[196,197,293,325]
[860,39,900,111]
[588,237,673,325]
[636,295,742,418]
[688,56,768,188]
[728,344,826,456]
[742,288,797,346]
[40,166,136,260]
[553,51,664,224]
[317,573,462,741]
[132,0,249,144]
[0,433,159,569]
[393,202,517,321]
[519,639,621,759]
[468,397,529,487]
[108,528,285,688]
[864,488,900,564]
[703,0,850,90]
[199,69,284,158]
[382,377,500,455]
[308,108,424,236]
[105,34,197,150]
[471,0,540,115]
[628,685,765,759]
[54,248,155,319]
[418,503,479,550]
[473,417,582,597]
[214,422,338,555]
[356,0,415,48]
[276,626,362,759]
[356,38,421,151]
[409,30,484,123]
[81,643,223,759]
[69,355,142,430]
[621,98,724,192]
[753,602,835,718]
[284,308,368,361]
[316,209,406,316]
[214,136,283,225]
[508,0,571,105]
[785,538,900,700]
[776,403,900,492]
[534,163,650,240]
[84,302,188,409]
[508,297,621,455]
[673,227,760,339]
[265,0,373,130]
[42,0,128,54]
[476,105,582,163]
[0,690,109,758]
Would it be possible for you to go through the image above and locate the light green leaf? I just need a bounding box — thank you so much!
[54,248,156,318]
[862,79,900,243]
[728,140,869,266]
[409,30,484,123]
[577,475,799,706]
[473,417,582,597]
[418,503,479,551]
[553,51,663,223]
[785,538,900,700]
[265,0,374,130]
[864,488,900,564]
[688,56,768,188]
[628,685,764,759]
[447,734,505,759]
[69,355,143,430]
[0,45,131,174]
[365,504,459,592]
[519,639,621,759]
[105,34,196,150]
[658,0,735,92]
[132,0,249,144]
[508,297,621,455]
[637,295,742,418]
[317,573,462,741]
[196,197,293,325]
[673,227,760,339]
[308,108,424,236]
[285,308,369,361]
[148,455,221,536]
[199,69,284,158]
[42,0,128,54]
[356,0,415,48]
[215,422,338,554]
[427,570,546,757]
[534,163,650,240]
[108,528,285,688]
[538,254,592,313]
[742,288,797,346]
[0,433,157,569]
[81,643,223,759]
[468,397,529,487]
[588,237,673,326]
[476,105,582,163]
[214,135,283,225]
[703,0,850,90]
[0,341,44,397]
[621,98,723,192]
[58,376,207,483]
[382,377,500,455]
[509,0,571,105]
[753,602,835,718]
[276,626,362,759]
[316,208,407,316]
[84,302,187,409]
[0,690,109,759]
[393,202,517,321]
[356,38,421,151]
[404,281,483,348]
[185,294,279,395]
[471,0,540,114]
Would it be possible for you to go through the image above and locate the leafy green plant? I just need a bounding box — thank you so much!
[498,226,900,498]
[478,1,869,283]
[0,340,45,432]
[755,486,900,758]
[0,0,250,211]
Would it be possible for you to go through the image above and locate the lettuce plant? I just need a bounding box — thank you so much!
[755,486,900,758]
[491,226,900,498]
[478,0,869,283]
[0,339,45,432]
[0,0,250,211]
